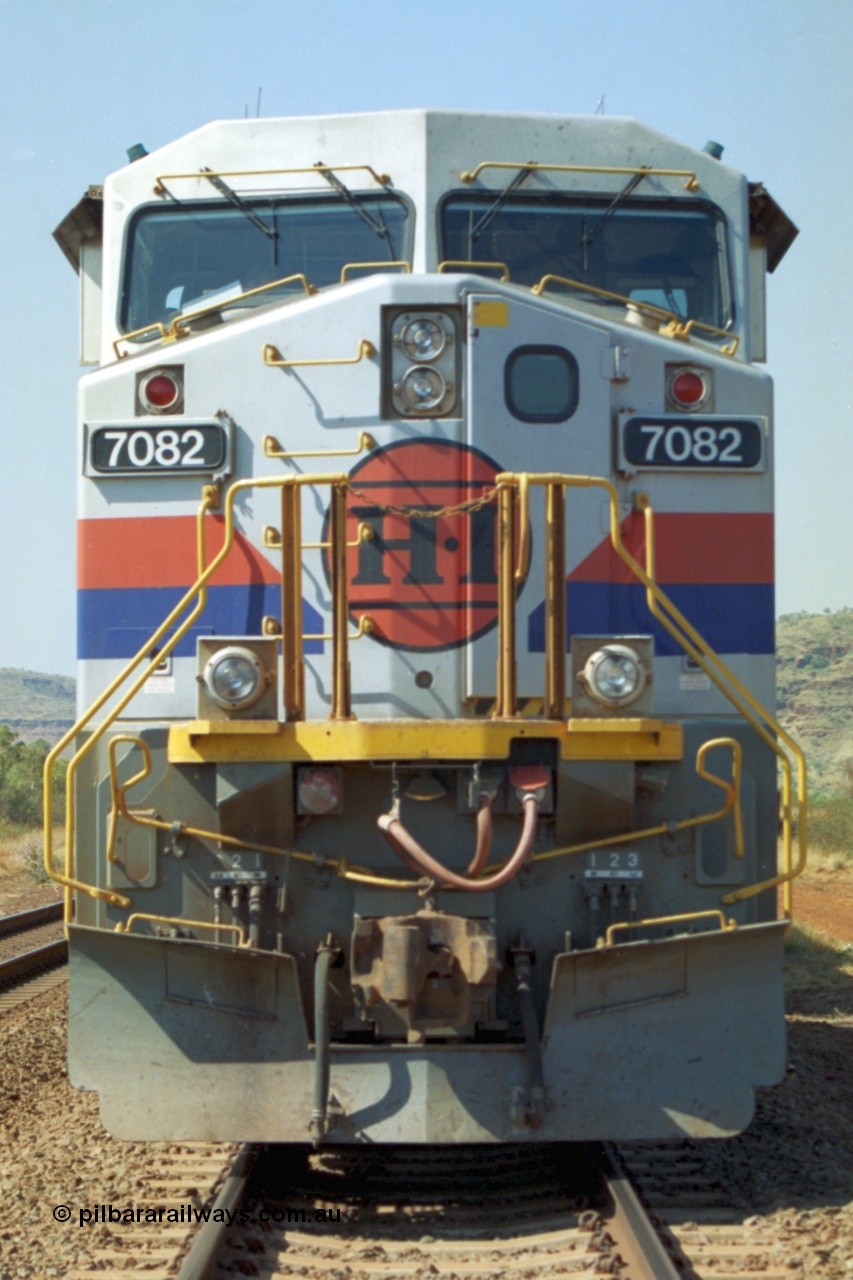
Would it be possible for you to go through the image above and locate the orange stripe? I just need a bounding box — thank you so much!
[569,513,773,585]
[77,517,279,589]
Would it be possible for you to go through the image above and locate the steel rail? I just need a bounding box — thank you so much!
[0,939,68,988]
[0,901,63,937]
[175,1144,259,1280]
[599,1144,682,1279]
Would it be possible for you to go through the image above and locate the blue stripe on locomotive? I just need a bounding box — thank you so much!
[78,585,325,659]
[527,583,774,656]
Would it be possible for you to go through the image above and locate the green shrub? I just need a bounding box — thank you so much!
[0,726,65,827]
[808,795,853,858]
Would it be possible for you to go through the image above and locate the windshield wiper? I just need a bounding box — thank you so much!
[201,167,277,240]
[315,163,395,259]
[467,164,534,252]
[581,166,650,269]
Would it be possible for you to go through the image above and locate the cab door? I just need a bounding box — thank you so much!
[463,293,615,700]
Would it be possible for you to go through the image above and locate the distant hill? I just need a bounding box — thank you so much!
[0,611,850,792]
[0,668,76,745]
[776,609,853,797]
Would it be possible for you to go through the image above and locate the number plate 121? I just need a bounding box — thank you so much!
[87,420,229,476]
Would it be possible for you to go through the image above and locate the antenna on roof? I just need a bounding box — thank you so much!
[595,95,605,115]
[256,88,262,118]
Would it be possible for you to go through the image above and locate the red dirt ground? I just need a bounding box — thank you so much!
[789,867,853,945]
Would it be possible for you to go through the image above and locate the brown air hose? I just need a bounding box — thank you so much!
[378,791,539,891]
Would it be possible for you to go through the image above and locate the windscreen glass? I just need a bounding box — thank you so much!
[121,193,411,334]
[440,193,731,329]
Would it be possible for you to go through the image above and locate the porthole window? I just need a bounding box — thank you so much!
[505,346,579,423]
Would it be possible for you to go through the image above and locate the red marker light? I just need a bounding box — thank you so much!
[140,371,181,412]
[297,768,343,815]
[669,369,707,408]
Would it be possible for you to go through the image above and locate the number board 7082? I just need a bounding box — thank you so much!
[619,415,765,472]
[85,420,230,477]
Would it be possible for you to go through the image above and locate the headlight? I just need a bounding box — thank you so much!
[400,365,446,411]
[203,646,266,711]
[580,644,648,709]
[385,308,460,418]
[401,317,446,361]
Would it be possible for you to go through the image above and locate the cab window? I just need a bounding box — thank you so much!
[440,192,732,330]
[121,192,411,335]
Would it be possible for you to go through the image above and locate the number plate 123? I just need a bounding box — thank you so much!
[87,421,229,476]
[584,850,643,880]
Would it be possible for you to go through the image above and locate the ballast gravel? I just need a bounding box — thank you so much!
[0,985,233,1277]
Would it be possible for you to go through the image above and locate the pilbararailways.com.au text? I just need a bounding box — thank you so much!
[54,1204,342,1228]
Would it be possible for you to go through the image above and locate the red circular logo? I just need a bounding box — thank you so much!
[340,438,503,651]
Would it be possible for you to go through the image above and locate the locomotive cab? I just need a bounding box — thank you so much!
[51,111,804,1144]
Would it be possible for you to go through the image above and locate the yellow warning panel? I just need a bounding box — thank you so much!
[473,300,509,327]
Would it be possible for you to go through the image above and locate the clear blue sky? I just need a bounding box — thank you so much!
[2,0,850,676]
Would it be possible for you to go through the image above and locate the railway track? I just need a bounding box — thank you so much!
[0,900,67,1011]
[0,906,802,1276]
[0,899,63,937]
[619,1142,795,1278]
[62,1145,243,1280]
[61,1139,800,1279]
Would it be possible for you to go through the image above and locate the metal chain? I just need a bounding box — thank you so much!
[342,481,500,521]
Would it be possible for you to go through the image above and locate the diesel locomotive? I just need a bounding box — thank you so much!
[49,109,805,1143]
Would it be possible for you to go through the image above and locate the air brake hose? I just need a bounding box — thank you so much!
[378,792,539,891]
[466,798,494,876]
[512,947,546,1127]
[311,935,340,1142]
[383,793,494,880]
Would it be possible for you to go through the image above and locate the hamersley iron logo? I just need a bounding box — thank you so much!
[329,438,511,652]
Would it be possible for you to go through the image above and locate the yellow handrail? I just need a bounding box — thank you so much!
[114,274,316,358]
[153,163,392,196]
[531,275,739,355]
[697,738,743,858]
[460,160,700,191]
[437,260,510,281]
[604,910,736,947]
[262,339,376,369]
[106,734,152,864]
[340,260,411,281]
[263,431,376,460]
[515,473,531,584]
[300,521,375,551]
[303,614,376,643]
[115,913,247,947]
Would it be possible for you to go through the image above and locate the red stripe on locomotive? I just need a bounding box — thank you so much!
[77,517,279,589]
[569,512,774,585]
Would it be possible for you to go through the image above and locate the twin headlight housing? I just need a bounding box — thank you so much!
[571,636,654,716]
[385,308,460,418]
